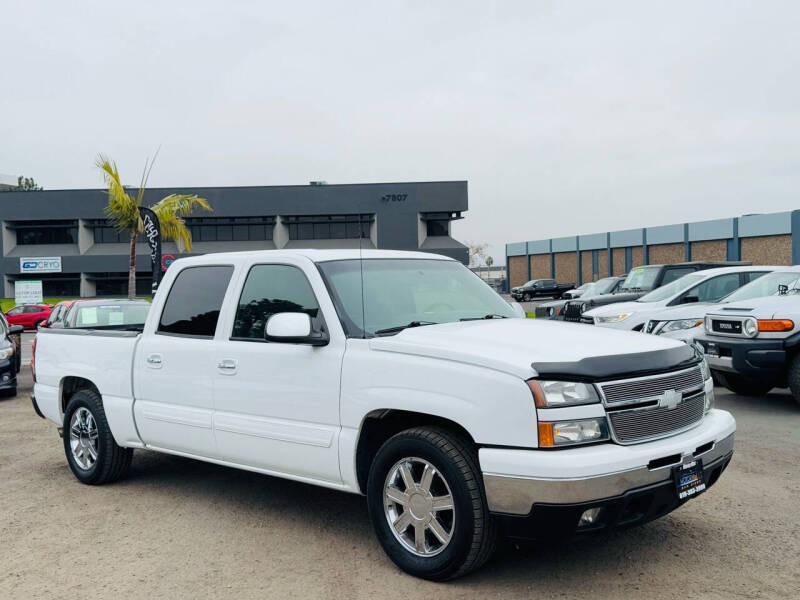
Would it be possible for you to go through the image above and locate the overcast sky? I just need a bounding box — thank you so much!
[2,1,799,263]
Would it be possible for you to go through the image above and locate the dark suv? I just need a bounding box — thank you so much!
[510,279,574,302]
[561,261,750,323]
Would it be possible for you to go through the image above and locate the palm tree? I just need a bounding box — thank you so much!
[96,155,211,299]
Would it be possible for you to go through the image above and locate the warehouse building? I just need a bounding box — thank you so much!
[506,210,800,289]
[0,180,468,298]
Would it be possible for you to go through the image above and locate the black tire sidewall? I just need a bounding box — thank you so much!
[367,432,479,580]
[63,391,108,484]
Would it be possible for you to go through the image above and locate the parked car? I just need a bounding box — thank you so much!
[534,276,626,319]
[697,292,800,401]
[60,299,151,329]
[510,278,574,301]
[643,268,800,343]
[42,300,77,329]
[0,313,24,395]
[32,250,734,580]
[584,266,776,331]
[561,261,750,323]
[562,282,590,300]
[5,303,52,330]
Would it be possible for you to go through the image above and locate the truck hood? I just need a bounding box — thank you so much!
[647,302,721,322]
[584,300,653,318]
[578,291,644,310]
[707,294,800,319]
[369,318,693,380]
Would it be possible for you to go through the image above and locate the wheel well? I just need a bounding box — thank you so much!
[355,410,476,494]
[61,377,100,414]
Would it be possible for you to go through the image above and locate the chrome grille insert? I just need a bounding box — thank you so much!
[598,365,704,406]
[608,392,705,444]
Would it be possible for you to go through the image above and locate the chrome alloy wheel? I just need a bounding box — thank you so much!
[69,407,98,470]
[383,457,455,557]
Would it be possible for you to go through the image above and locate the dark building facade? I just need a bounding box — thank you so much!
[0,180,468,298]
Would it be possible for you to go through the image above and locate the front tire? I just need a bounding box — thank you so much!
[63,389,133,485]
[522,293,531,302]
[366,427,496,581]
[716,371,773,397]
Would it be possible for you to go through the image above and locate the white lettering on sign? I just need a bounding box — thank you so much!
[15,280,43,304]
[20,256,62,273]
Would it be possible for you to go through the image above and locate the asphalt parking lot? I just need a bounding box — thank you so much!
[2,335,799,599]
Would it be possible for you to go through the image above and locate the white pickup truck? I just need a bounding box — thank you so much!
[32,249,735,580]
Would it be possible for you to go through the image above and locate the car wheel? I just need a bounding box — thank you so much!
[63,389,133,485]
[522,293,531,302]
[786,354,800,406]
[367,427,496,581]
[716,372,773,397]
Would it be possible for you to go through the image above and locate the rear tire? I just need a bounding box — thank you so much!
[716,372,773,397]
[366,426,496,581]
[63,389,133,485]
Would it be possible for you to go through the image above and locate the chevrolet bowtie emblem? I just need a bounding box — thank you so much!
[658,389,682,410]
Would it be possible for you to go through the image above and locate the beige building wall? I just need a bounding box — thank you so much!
[648,242,685,264]
[581,250,593,283]
[554,252,577,283]
[690,240,727,262]
[612,248,625,275]
[597,250,609,278]
[508,256,527,288]
[632,246,644,268]
[741,235,792,265]
[530,254,550,279]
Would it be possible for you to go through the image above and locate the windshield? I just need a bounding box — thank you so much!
[584,277,618,297]
[318,259,517,337]
[71,302,151,328]
[636,272,705,303]
[722,271,800,303]
[620,267,660,291]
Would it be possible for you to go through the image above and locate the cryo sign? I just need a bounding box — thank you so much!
[20,256,62,273]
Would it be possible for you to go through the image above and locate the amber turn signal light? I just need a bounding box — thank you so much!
[538,422,555,447]
[757,319,794,332]
[527,380,548,408]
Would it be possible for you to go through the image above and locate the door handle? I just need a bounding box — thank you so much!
[146,354,163,369]
[217,359,238,374]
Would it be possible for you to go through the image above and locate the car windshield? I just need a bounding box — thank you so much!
[71,301,151,328]
[636,272,705,303]
[722,271,800,303]
[619,266,660,291]
[318,258,517,337]
[585,277,618,297]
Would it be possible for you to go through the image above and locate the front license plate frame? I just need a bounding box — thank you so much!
[674,459,706,500]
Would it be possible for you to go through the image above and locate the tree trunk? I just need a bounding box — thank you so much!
[128,229,136,300]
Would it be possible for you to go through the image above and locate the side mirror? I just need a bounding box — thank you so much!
[265,312,329,346]
[8,325,23,335]
[508,302,527,318]
[683,295,699,304]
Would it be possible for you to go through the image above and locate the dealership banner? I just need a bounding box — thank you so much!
[139,207,162,292]
[20,256,62,273]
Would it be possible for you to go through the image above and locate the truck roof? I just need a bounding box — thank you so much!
[169,248,455,267]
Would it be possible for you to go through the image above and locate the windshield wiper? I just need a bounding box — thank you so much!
[374,321,438,336]
[459,314,509,321]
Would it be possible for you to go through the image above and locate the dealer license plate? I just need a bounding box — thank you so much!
[674,459,706,500]
[705,342,719,358]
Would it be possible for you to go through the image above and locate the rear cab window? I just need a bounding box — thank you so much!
[158,265,234,338]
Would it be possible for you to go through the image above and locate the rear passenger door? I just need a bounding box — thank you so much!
[133,264,235,457]
[212,259,345,483]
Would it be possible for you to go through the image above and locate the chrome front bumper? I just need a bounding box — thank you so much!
[480,410,735,515]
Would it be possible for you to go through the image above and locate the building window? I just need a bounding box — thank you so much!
[10,220,78,245]
[185,217,275,243]
[88,272,153,296]
[421,212,461,237]
[283,214,374,240]
[85,219,143,244]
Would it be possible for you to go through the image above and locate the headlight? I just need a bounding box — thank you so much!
[699,357,711,381]
[0,346,14,360]
[661,318,704,333]
[595,313,630,323]
[547,307,555,317]
[743,317,758,337]
[704,386,715,414]
[527,379,600,407]
[538,418,610,447]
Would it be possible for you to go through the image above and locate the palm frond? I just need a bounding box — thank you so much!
[151,193,211,252]
[136,146,161,207]
[95,154,140,231]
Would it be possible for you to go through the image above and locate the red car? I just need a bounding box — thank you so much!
[5,304,52,330]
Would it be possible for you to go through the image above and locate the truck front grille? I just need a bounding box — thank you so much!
[599,366,704,405]
[562,302,584,322]
[608,392,705,444]
[709,317,745,336]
